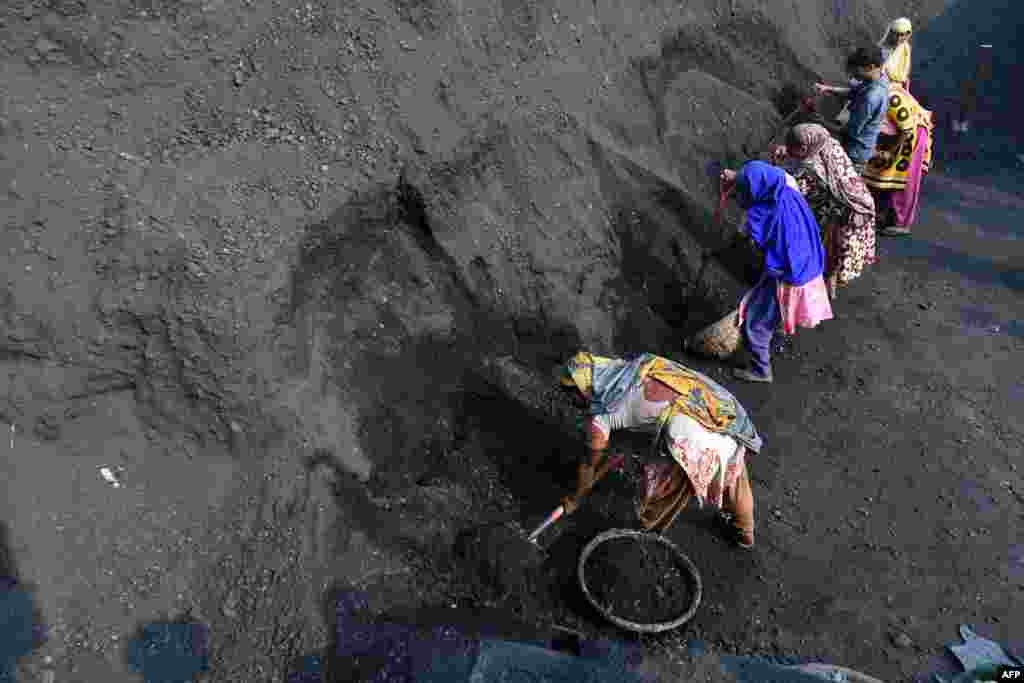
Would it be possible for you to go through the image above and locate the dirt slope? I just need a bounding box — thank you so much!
[0,0,976,680]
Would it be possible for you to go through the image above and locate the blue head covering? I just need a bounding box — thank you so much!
[736,161,825,286]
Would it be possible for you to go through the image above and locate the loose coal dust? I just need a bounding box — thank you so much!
[454,522,546,596]
[583,536,694,625]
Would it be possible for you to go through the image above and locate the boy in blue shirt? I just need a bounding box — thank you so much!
[814,46,890,172]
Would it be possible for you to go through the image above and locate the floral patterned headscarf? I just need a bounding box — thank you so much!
[787,124,875,218]
[559,352,594,395]
[560,352,650,416]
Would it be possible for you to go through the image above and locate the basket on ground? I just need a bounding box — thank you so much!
[577,529,702,633]
[684,308,741,360]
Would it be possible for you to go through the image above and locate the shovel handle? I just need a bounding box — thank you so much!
[527,454,627,545]
[714,179,736,227]
[527,506,565,544]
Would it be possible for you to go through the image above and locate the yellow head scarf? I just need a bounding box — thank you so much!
[880,18,913,84]
[560,351,595,395]
[891,17,912,33]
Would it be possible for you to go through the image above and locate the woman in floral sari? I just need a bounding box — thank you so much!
[862,85,934,236]
[559,352,762,548]
[778,124,877,300]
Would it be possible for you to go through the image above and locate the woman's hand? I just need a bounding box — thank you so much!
[563,451,619,514]
[771,145,787,164]
[720,168,737,185]
[813,82,832,95]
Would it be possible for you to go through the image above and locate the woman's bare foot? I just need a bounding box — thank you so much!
[716,513,755,549]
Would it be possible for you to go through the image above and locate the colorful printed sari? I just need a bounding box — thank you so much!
[560,352,763,453]
[561,352,758,537]
[785,124,877,288]
[862,86,933,228]
[862,86,933,192]
[637,414,752,537]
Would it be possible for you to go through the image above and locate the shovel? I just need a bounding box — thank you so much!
[525,453,627,548]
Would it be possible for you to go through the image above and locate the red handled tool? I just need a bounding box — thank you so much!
[526,454,626,548]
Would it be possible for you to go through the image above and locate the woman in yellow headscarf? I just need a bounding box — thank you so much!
[559,352,762,548]
[879,17,913,92]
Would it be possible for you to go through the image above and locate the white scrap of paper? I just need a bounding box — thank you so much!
[99,467,122,488]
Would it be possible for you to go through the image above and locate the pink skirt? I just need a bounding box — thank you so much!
[777,275,833,334]
[741,275,834,336]
[890,123,930,229]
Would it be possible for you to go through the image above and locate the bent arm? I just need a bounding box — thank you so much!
[815,82,851,97]
[844,91,881,144]
[584,417,611,465]
[880,127,914,156]
[564,418,610,512]
[877,116,915,152]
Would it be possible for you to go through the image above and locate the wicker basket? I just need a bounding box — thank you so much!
[684,308,741,360]
[578,529,702,633]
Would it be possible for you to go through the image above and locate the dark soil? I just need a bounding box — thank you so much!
[912,0,1024,143]
[7,0,1024,681]
[583,536,695,626]
[453,522,545,597]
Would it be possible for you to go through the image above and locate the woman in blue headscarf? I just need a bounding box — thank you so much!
[719,161,834,383]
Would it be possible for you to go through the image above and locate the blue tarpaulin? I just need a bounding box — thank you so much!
[720,656,848,683]
[932,625,1023,683]
[0,577,46,683]
[469,639,649,683]
[124,621,209,683]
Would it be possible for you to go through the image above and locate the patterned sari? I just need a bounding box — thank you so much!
[561,352,760,534]
[862,86,933,192]
[862,85,933,228]
[560,352,762,453]
[784,124,877,288]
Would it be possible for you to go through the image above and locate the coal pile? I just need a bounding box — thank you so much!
[453,522,546,597]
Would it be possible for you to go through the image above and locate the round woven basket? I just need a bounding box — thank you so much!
[577,529,702,633]
[684,308,741,360]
